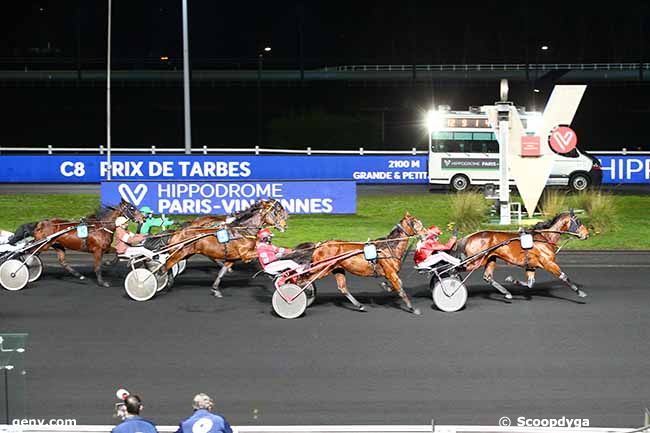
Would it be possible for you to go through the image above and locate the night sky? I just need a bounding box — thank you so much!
[1,1,649,149]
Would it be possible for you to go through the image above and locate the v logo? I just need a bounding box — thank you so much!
[552,130,574,151]
[118,183,148,206]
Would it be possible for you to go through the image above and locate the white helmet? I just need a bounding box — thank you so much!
[115,216,129,227]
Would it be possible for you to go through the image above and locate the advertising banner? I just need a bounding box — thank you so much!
[100,181,356,215]
[0,155,428,184]
[595,155,650,184]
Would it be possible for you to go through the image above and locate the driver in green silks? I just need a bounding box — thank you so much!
[137,206,174,235]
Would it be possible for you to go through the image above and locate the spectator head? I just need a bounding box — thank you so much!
[124,394,143,415]
[192,393,214,411]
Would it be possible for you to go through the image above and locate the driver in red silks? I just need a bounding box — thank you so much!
[414,225,460,269]
[256,228,302,274]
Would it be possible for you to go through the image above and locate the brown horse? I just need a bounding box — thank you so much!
[147,199,289,296]
[304,212,428,315]
[13,199,144,287]
[458,210,590,299]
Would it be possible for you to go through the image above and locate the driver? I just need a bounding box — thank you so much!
[115,216,155,259]
[414,225,460,269]
[256,228,301,274]
[137,206,174,235]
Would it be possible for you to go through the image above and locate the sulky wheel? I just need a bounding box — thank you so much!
[272,283,307,319]
[177,259,187,275]
[124,268,158,301]
[305,282,317,307]
[21,255,43,283]
[431,276,468,312]
[0,259,30,291]
[145,261,171,292]
[171,262,180,278]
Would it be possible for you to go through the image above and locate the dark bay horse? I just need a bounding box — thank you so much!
[12,199,143,287]
[146,199,289,296]
[458,210,590,299]
[305,212,428,315]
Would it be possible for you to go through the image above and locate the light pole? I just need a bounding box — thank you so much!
[257,46,271,148]
[106,0,112,181]
[497,79,511,225]
[182,0,192,154]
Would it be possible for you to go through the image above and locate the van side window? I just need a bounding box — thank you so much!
[562,148,579,158]
[485,141,499,154]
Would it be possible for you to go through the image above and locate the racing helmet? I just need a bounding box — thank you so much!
[139,206,153,216]
[427,225,442,239]
[257,228,273,243]
[115,216,129,227]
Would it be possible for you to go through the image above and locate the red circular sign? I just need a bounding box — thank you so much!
[548,126,578,154]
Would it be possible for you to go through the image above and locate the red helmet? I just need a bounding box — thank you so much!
[257,228,273,241]
[427,225,442,239]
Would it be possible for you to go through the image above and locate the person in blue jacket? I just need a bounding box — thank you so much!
[112,394,158,433]
[176,393,232,433]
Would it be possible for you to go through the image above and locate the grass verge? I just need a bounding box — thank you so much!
[0,193,648,250]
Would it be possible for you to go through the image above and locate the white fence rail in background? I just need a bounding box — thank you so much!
[0,147,649,156]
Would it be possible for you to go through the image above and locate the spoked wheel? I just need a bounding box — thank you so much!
[431,276,468,312]
[0,259,30,291]
[177,259,187,275]
[272,283,307,319]
[305,283,317,307]
[21,255,43,283]
[124,268,158,302]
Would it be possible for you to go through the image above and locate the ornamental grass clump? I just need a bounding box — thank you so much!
[571,190,617,234]
[540,188,567,218]
[449,192,490,233]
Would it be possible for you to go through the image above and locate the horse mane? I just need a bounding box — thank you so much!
[531,212,568,230]
[283,242,316,263]
[86,204,117,221]
[231,200,266,224]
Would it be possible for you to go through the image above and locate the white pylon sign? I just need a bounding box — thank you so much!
[485,84,586,218]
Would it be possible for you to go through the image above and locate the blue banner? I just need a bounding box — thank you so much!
[0,155,428,184]
[595,155,650,184]
[100,181,356,215]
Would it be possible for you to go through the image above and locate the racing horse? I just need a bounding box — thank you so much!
[458,210,590,299]
[11,199,143,287]
[147,199,288,296]
[304,212,428,315]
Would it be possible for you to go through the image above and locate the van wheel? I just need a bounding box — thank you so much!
[450,174,470,192]
[569,173,590,192]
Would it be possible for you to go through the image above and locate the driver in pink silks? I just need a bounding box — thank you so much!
[256,228,302,275]
[414,225,460,269]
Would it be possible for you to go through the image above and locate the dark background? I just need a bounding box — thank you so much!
[1,1,649,150]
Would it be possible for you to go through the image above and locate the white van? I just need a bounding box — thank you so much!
[427,107,602,192]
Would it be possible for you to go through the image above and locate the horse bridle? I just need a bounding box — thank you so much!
[394,216,426,240]
[261,202,287,232]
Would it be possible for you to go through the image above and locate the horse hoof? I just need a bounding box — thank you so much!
[358,305,366,312]
[380,282,390,292]
[79,275,86,280]
[411,308,421,316]
[505,293,513,300]
[578,290,587,298]
[505,276,513,283]
[100,281,111,288]
[212,290,223,298]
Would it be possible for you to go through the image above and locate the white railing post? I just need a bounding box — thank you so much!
[99,145,105,155]
[359,147,364,155]
[202,145,207,155]
[307,147,311,155]
[47,145,53,155]
[255,146,260,155]
[151,145,156,155]
[411,147,416,155]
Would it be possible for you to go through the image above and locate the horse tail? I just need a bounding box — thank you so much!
[8,222,38,244]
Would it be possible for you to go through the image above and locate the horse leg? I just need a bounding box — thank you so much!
[482,258,512,299]
[333,270,365,311]
[211,261,232,298]
[384,272,420,315]
[541,260,587,298]
[505,269,536,289]
[93,249,110,287]
[53,245,85,280]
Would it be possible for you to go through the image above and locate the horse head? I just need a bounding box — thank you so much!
[118,199,145,224]
[399,212,428,240]
[261,199,289,232]
[563,209,589,240]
